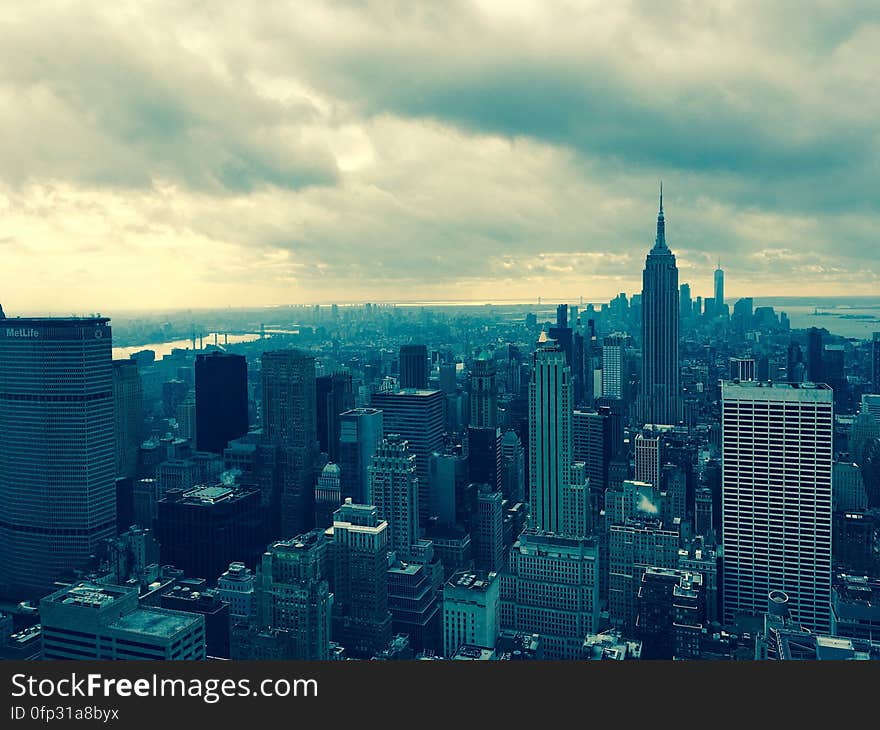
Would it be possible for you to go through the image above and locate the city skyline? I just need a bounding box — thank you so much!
[1,2,878,312]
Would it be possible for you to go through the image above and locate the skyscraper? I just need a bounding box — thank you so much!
[529,334,572,533]
[0,317,116,598]
[261,349,319,536]
[113,359,143,480]
[368,435,420,559]
[331,499,393,658]
[337,407,384,504]
[316,371,354,461]
[600,334,625,400]
[370,389,445,525]
[639,185,680,425]
[721,381,833,633]
[469,351,498,428]
[713,262,724,317]
[399,344,428,389]
[195,352,248,454]
[255,530,332,660]
[807,327,824,383]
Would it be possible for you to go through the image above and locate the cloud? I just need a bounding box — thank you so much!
[0,0,877,311]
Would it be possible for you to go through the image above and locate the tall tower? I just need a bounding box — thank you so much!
[529,333,572,533]
[721,381,833,633]
[640,184,680,425]
[113,359,143,480]
[713,260,725,317]
[469,351,498,428]
[0,317,116,598]
[261,349,319,536]
[368,435,420,559]
[195,351,248,454]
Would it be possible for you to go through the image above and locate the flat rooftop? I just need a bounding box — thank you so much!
[110,608,201,639]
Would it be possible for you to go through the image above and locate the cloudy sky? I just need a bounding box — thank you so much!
[1,0,878,312]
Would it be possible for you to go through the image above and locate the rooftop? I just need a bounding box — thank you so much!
[110,608,202,639]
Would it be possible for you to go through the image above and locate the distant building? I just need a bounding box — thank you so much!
[368,435,420,559]
[399,344,428,389]
[831,575,880,641]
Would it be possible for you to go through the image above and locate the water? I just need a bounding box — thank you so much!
[112,333,261,360]
[752,299,880,340]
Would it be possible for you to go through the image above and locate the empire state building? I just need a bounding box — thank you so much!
[639,185,680,425]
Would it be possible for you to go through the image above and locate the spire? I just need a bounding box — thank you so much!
[654,181,667,250]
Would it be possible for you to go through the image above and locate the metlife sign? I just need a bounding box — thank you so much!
[4,328,40,339]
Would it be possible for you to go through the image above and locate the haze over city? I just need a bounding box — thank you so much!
[1,1,878,312]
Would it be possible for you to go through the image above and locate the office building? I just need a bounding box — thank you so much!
[470,352,498,428]
[113,359,143,480]
[261,349,319,536]
[160,587,231,658]
[330,500,393,658]
[216,562,256,621]
[337,407,384,505]
[608,517,680,632]
[316,372,354,461]
[474,485,504,573]
[370,389,445,525]
[443,570,500,657]
[368,435,420,559]
[713,264,724,317]
[0,317,116,598]
[601,334,625,400]
[500,530,599,659]
[529,334,572,533]
[722,381,833,633]
[467,426,502,492]
[195,352,248,454]
[387,541,443,653]
[41,582,205,660]
[634,432,661,489]
[639,187,680,425]
[429,449,469,527]
[399,344,428,389]
[256,530,332,660]
[500,430,525,504]
[635,567,705,659]
[314,462,343,528]
[730,357,756,382]
[155,485,263,581]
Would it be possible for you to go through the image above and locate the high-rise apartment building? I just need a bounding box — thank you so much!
[721,381,833,633]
